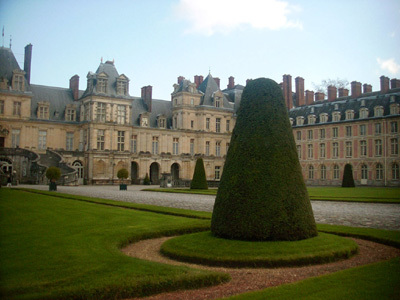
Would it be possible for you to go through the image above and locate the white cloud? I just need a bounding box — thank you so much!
[173,0,302,36]
[377,58,400,75]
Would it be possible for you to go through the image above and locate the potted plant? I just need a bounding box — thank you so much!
[46,166,61,191]
[117,168,129,190]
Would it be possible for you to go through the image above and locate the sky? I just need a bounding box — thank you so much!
[1,0,399,100]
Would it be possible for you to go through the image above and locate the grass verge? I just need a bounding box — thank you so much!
[161,231,358,268]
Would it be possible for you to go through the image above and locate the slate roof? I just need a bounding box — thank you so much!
[0,46,30,92]
[197,74,234,109]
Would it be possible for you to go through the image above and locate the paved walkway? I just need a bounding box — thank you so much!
[16,185,400,231]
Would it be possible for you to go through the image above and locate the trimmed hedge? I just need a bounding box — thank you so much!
[342,164,355,187]
[190,158,208,190]
[211,78,317,241]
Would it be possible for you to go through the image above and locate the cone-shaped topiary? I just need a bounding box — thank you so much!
[211,78,317,241]
[190,158,208,190]
[342,164,355,187]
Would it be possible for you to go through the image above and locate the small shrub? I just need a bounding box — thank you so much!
[117,168,129,180]
[143,173,151,185]
[190,158,208,190]
[45,166,61,182]
[342,164,355,187]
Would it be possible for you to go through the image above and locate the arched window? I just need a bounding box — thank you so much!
[392,163,399,180]
[308,165,314,179]
[376,163,383,180]
[361,164,368,180]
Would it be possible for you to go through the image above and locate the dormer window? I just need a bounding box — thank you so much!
[332,111,341,122]
[374,106,384,117]
[360,108,369,119]
[65,104,76,121]
[296,116,304,126]
[37,101,50,120]
[390,104,399,115]
[319,113,328,123]
[289,118,294,125]
[140,114,149,127]
[215,97,221,108]
[12,70,25,92]
[334,103,339,110]
[116,75,129,96]
[308,114,316,125]
[157,116,166,129]
[361,99,366,106]
[345,110,354,120]
[96,73,108,93]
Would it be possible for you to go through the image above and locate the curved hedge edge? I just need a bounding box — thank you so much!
[160,240,359,269]
[14,188,212,220]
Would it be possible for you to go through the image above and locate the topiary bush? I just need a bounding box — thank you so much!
[117,168,129,180]
[190,158,208,190]
[211,78,317,241]
[45,166,61,191]
[342,164,355,187]
[143,173,151,185]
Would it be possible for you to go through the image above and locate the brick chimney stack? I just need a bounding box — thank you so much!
[295,77,305,106]
[214,77,220,89]
[177,76,185,84]
[141,85,153,112]
[305,90,314,105]
[227,76,235,89]
[282,74,293,109]
[363,84,372,94]
[194,75,203,88]
[24,44,33,85]
[380,76,389,93]
[69,75,80,101]
[315,92,325,101]
[338,88,349,97]
[327,85,337,102]
[351,81,362,98]
[390,78,400,89]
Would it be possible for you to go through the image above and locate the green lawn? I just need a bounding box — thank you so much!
[143,187,400,203]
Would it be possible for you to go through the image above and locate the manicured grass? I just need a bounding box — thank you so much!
[0,189,229,300]
[143,187,400,203]
[223,258,400,300]
[161,231,358,268]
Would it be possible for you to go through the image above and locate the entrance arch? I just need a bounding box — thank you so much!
[72,161,84,185]
[131,161,139,184]
[171,163,180,181]
[149,162,160,185]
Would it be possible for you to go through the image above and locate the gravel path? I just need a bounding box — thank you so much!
[17,185,400,230]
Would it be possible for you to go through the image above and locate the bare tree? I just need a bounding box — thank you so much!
[312,78,349,93]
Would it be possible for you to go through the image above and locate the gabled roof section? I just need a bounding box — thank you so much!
[0,46,30,91]
[198,74,234,109]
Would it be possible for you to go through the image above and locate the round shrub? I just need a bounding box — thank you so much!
[117,168,129,180]
[342,164,355,187]
[211,78,317,241]
[190,158,208,190]
[45,166,61,182]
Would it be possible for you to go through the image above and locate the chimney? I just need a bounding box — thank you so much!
[69,75,80,100]
[24,43,33,85]
[363,84,372,94]
[295,77,305,106]
[327,85,337,102]
[315,92,325,101]
[214,77,220,89]
[380,76,389,93]
[351,81,362,98]
[177,76,185,84]
[305,90,314,105]
[390,78,400,89]
[282,74,293,109]
[141,85,153,112]
[227,76,235,89]
[194,75,203,88]
[338,88,349,97]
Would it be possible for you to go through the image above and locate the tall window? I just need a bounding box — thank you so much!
[205,141,210,156]
[296,131,302,140]
[296,116,304,126]
[66,132,74,151]
[320,165,326,180]
[360,140,367,156]
[391,138,398,155]
[320,143,326,158]
[319,113,328,123]
[226,120,230,132]
[191,120,194,129]
[97,77,107,93]
[332,127,338,138]
[307,130,313,140]
[13,101,21,116]
[332,142,339,158]
[390,104,399,115]
[117,105,126,124]
[216,141,221,157]
[332,112,341,122]
[216,118,221,133]
[117,131,125,151]
[297,145,301,158]
[66,108,76,121]
[361,164,368,180]
[346,141,352,157]
[206,118,210,130]
[96,103,106,122]
[215,97,221,107]
[376,163,383,180]
[84,104,90,121]
[345,110,354,120]
[190,139,194,155]
[152,136,159,154]
[38,106,49,119]
[374,106,384,117]
[391,121,398,133]
[308,165,314,179]
[97,130,105,150]
[116,79,128,96]
[392,163,399,180]
[375,123,382,135]
[307,144,313,159]
[11,129,20,148]
[173,138,179,155]
[131,135,137,153]
[0,100,4,114]
[215,166,221,180]
[375,139,382,156]
[319,128,325,139]
[360,124,366,136]
[13,74,24,91]
[346,126,352,137]
[333,165,340,180]
[308,115,316,124]
[38,130,47,150]
[359,108,369,119]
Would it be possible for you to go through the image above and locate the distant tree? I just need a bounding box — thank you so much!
[190,158,208,190]
[342,164,355,187]
[143,173,151,185]
[312,78,349,94]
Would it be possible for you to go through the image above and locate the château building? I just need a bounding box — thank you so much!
[0,44,399,187]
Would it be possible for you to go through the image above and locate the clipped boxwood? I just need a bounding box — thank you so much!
[45,166,61,191]
[211,78,317,241]
[342,164,355,187]
[190,158,208,190]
